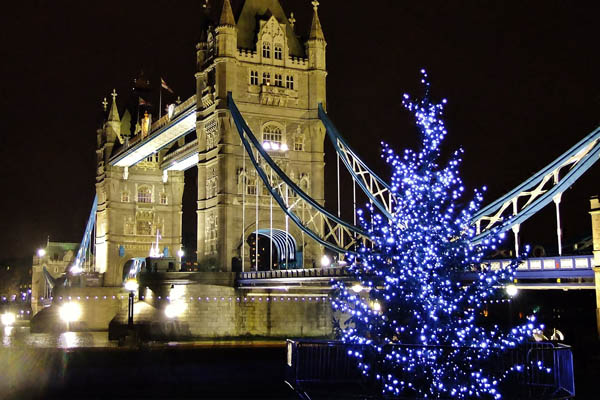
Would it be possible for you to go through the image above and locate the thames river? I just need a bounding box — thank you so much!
[0,326,294,400]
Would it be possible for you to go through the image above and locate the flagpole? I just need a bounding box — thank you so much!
[159,85,162,119]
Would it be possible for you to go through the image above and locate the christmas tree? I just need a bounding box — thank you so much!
[332,70,542,399]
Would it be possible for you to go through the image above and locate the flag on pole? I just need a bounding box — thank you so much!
[161,78,174,94]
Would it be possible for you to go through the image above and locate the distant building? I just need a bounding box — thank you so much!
[31,242,77,315]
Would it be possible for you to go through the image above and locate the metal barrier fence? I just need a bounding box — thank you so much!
[285,340,575,399]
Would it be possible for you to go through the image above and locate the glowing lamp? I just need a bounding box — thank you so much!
[177,249,185,259]
[505,284,518,297]
[372,301,382,312]
[59,302,82,324]
[37,248,46,257]
[320,255,331,268]
[271,142,280,150]
[281,143,289,151]
[263,141,271,150]
[1,312,16,326]
[124,279,139,292]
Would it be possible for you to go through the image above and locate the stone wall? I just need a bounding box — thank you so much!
[110,283,333,340]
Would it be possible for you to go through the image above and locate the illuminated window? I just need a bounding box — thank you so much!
[286,75,294,90]
[262,43,271,59]
[137,187,152,203]
[262,72,271,85]
[250,70,259,85]
[159,192,168,205]
[274,46,282,60]
[263,125,282,146]
[121,191,130,202]
[274,74,283,87]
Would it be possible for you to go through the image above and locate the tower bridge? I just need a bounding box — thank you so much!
[29,0,600,338]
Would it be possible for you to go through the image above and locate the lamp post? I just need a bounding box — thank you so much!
[177,248,184,271]
[124,279,139,328]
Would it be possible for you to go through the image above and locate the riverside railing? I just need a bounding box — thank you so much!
[285,340,574,399]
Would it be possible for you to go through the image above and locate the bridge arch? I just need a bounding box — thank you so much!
[246,229,297,271]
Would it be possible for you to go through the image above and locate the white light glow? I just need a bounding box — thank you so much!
[320,255,331,268]
[124,279,139,292]
[263,141,272,150]
[1,312,16,326]
[505,284,518,297]
[59,302,82,324]
[177,249,185,259]
[37,248,46,257]
[70,264,83,275]
[164,301,187,319]
[281,143,289,151]
[372,301,382,312]
[351,284,363,293]
[271,142,280,150]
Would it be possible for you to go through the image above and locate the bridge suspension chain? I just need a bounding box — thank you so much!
[318,104,397,220]
[472,125,600,244]
[229,94,370,255]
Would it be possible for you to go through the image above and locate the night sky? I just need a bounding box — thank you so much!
[1,0,599,262]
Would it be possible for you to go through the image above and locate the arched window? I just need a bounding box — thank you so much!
[137,186,152,203]
[262,43,271,59]
[274,74,283,87]
[249,70,259,85]
[286,75,295,90]
[121,191,130,202]
[159,192,168,205]
[263,125,282,146]
[246,176,258,195]
[274,46,282,60]
[294,133,304,151]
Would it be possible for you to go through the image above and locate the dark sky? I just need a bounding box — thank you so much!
[1,0,599,261]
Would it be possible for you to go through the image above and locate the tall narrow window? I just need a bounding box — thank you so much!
[286,75,295,90]
[262,72,271,85]
[274,46,282,60]
[274,74,283,87]
[250,70,259,85]
[159,192,168,205]
[262,43,271,59]
[121,191,130,202]
[246,176,257,195]
[294,134,304,151]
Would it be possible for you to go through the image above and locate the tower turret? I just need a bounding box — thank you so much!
[306,0,326,71]
[215,0,237,58]
[104,89,121,163]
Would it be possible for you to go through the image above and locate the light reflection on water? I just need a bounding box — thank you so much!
[0,326,117,348]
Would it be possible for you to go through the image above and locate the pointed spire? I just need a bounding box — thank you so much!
[219,0,235,27]
[309,1,325,41]
[108,89,120,122]
[289,12,296,31]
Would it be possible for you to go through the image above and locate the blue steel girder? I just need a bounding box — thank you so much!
[73,195,98,270]
[472,125,600,243]
[318,104,396,220]
[228,93,370,255]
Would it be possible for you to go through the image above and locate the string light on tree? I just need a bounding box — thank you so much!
[332,70,543,399]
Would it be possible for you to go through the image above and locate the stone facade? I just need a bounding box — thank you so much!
[588,196,600,337]
[95,95,185,286]
[194,0,328,270]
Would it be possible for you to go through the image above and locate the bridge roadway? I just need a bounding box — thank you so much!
[236,255,595,291]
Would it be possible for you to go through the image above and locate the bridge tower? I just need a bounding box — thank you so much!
[589,196,600,337]
[195,0,327,271]
[95,92,185,286]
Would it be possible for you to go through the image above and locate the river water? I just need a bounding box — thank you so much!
[0,326,293,400]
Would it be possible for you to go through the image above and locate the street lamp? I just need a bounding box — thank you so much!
[177,248,184,270]
[320,255,331,268]
[37,248,46,258]
[1,312,16,327]
[351,283,363,293]
[505,284,518,297]
[124,279,139,328]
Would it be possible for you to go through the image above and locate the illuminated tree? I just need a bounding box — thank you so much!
[332,70,541,399]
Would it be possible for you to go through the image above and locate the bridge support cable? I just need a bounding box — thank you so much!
[318,104,397,220]
[472,125,600,244]
[71,195,98,273]
[228,93,369,255]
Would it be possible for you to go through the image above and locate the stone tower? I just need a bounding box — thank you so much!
[195,0,327,270]
[95,91,185,286]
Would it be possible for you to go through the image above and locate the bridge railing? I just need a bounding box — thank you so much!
[485,255,593,272]
[285,340,575,399]
[238,266,349,281]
